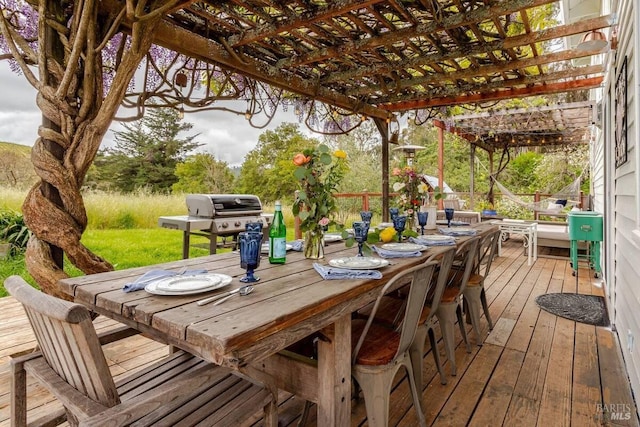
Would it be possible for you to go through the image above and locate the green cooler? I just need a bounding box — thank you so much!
[568,211,603,278]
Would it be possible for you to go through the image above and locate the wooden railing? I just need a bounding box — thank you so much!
[293,190,589,238]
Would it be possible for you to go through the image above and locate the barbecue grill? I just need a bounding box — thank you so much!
[159,194,271,259]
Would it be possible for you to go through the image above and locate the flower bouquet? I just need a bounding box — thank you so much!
[392,166,443,232]
[292,144,348,259]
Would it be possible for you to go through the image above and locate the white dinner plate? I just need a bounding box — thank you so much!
[145,273,232,295]
[376,222,394,229]
[436,220,470,226]
[323,233,343,243]
[381,243,427,252]
[419,235,455,241]
[261,243,294,253]
[328,257,390,270]
[444,227,475,233]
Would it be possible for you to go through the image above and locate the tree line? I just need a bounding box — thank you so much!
[53,107,589,207]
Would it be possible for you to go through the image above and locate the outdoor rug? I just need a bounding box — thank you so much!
[535,293,609,327]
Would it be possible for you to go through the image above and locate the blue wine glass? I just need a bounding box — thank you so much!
[445,208,455,228]
[352,221,370,257]
[389,207,399,222]
[360,211,373,223]
[239,232,261,282]
[393,215,407,242]
[245,222,263,233]
[417,211,428,235]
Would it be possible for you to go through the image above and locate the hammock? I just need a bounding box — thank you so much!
[493,175,582,212]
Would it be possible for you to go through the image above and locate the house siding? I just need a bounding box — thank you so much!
[596,0,640,400]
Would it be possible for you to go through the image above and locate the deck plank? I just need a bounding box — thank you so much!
[1,239,638,427]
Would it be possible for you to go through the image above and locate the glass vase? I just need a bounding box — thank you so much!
[304,230,325,259]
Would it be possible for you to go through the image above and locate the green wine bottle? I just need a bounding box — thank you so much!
[269,201,287,264]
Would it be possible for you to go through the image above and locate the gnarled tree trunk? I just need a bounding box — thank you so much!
[0,0,177,299]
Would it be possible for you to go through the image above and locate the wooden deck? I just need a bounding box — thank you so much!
[1,238,638,426]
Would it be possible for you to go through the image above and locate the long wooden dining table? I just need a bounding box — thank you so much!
[58,222,497,426]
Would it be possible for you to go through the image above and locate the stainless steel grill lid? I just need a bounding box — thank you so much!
[186,194,262,217]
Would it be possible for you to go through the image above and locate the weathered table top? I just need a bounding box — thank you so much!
[58,222,496,426]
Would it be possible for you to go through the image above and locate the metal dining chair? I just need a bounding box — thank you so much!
[463,229,501,343]
[409,246,456,388]
[434,236,480,376]
[351,260,438,427]
[6,275,277,427]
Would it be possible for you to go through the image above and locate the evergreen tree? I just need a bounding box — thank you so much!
[95,108,201,193]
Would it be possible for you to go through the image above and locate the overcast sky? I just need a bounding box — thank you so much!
[0,62,298,167]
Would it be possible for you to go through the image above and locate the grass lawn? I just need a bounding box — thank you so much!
[1,227,299,297]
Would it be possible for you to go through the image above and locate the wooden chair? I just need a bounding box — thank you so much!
[463,229,501,343]
[443,199,461,210]
[351,260,438,427]
[434,237,479,376]
[6,275,277,427]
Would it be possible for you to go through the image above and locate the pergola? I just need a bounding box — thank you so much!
[0,0,614,295]
[140,0,612,209]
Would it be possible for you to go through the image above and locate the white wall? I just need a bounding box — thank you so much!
[597,0,640,399]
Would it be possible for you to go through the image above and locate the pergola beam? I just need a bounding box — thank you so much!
[374,64,604,105]
[384,76,603,110]
[279,0,559,69]
[141,20,392,120]
[323,14,615,85]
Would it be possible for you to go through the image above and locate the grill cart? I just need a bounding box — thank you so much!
[568,211,603,279]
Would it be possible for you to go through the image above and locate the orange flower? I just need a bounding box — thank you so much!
[293,153,311,166]
[392,167,402,176]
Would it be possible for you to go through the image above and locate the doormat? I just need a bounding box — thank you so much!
[535,293,609,327]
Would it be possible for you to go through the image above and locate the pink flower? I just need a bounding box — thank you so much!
[318,217,330,226]
[392,167,402,176]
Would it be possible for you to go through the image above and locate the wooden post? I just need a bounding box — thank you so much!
[470,144,476,210]
[488,150,495,206]
[374,118,390,221]
[362,192,370,211]
[438,125,444,209]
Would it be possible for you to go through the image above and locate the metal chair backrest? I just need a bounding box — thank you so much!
[476,229,501,278]
[425,246,456,315]
[5,276,120,408]
[352,260,438,365]
[449,236,480,294]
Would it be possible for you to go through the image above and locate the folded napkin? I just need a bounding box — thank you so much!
[289,240,304,251]
[409,236,456,246]
[372,245,422,258]
[313,263,382,280]
[123,269,208,292]
[438,227,477,236]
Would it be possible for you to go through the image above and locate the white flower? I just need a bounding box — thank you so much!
[417,182,429,194]
[393,182,406,192]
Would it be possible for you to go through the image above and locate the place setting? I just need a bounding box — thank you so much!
[121,266,234,296]
[317,216,388,280]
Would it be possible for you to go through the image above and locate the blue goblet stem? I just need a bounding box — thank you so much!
[352,221,370,257]
[393,215,407,242]
[417,212,428,235]
[239,232,261,283]
[445,208,455,228]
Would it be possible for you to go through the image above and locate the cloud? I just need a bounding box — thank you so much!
[0,61,299,166]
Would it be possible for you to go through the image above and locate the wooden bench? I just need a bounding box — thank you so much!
[7,276,277,427]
